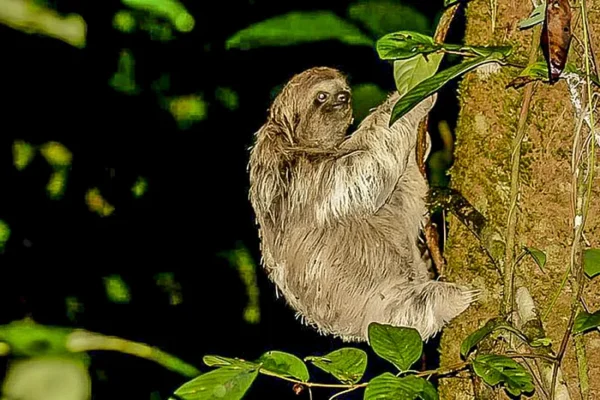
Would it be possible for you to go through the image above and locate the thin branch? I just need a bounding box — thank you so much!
[549,2,595,398]
[502,352,557,363]
[503,25,541,316]
[328,386,362,400]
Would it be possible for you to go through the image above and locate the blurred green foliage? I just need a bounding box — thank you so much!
[166,94,208,130]
[221,244,261,325]
[46,170,68,200]
[226,10,374,50]
[121,0,194,33]
[351,83,388,122]
[109,49,140,95]
[12,141,36,171]
[131,176,149,198]
[103,274,132,304]
[85,188,115,217]
[154,272,183,306]
[347,0,430,36]
[0,219,10,252]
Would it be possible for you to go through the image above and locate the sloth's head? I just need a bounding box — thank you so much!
[269,67,353,150]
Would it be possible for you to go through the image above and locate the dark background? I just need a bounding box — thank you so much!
[0,0,466,398]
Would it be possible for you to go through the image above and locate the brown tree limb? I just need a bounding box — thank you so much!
[419,3,461,275]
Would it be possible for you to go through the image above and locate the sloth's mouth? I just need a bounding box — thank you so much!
[331,102,349,110]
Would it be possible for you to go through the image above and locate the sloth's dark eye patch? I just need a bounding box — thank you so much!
[316,92,329,103]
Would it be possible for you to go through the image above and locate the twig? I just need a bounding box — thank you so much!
[503,25,541,316]
[503,353,557,363]
[550,276,585,400]
[523,358,550,400]
[414,361,470,378]
[418,3,461,275]
[549,2,595,398]
[574,333,589,400]
[328,386,361,400]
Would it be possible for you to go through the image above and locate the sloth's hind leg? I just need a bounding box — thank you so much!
[368,280,479,342]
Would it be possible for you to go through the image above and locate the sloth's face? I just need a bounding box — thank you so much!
[297,76,353,149]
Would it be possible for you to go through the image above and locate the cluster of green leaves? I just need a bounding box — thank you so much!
[373,30,512,126]
[10,139,147,218]
[113,0,195,38]
[170,323,427,400]
[170,321,538,400]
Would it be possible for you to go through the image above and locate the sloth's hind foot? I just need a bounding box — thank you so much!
[377,280,480,341]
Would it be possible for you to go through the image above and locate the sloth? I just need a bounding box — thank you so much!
[248,66,478,342]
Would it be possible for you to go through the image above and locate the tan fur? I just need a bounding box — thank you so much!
[248,67,478,342]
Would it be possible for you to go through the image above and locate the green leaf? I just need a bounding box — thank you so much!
[305,348,367,384]
[574,310,600,334]
[472,354,534,397]
[390,53,506,126]
[172,367,258,400]
[367,323,422,372]
[525,247,547,270]
[508,61,586,88]
[257,351,309,382]
[346,1,430,38]
[518,2,545,29]
[203,355,256,369]
[444,0,460,5]
[394,53,444,98]
[460,318,526,359]
[376,31,440,60]
[583,249,600,278]
[529,337,552,347]
[364,373,438,400]
[225,11,373,50]
[376,30,510,61]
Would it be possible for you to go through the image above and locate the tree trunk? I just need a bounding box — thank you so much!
[437,1,600,399]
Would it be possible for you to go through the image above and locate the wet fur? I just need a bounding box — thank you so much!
[248,67,477,342]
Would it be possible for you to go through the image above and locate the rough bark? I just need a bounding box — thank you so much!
[437,1,600,399]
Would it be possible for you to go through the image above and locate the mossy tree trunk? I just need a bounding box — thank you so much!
[437,0,600,399]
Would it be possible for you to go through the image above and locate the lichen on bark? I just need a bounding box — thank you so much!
[437,0,600,399]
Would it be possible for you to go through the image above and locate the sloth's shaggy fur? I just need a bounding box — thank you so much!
[248,67,478,342]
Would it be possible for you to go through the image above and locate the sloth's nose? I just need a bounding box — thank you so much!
[336,91,350,104]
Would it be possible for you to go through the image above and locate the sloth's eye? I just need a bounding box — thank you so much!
[316,92,329,102]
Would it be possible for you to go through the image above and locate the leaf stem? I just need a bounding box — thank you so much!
[502,352,557,363]
[328,386,362,400]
